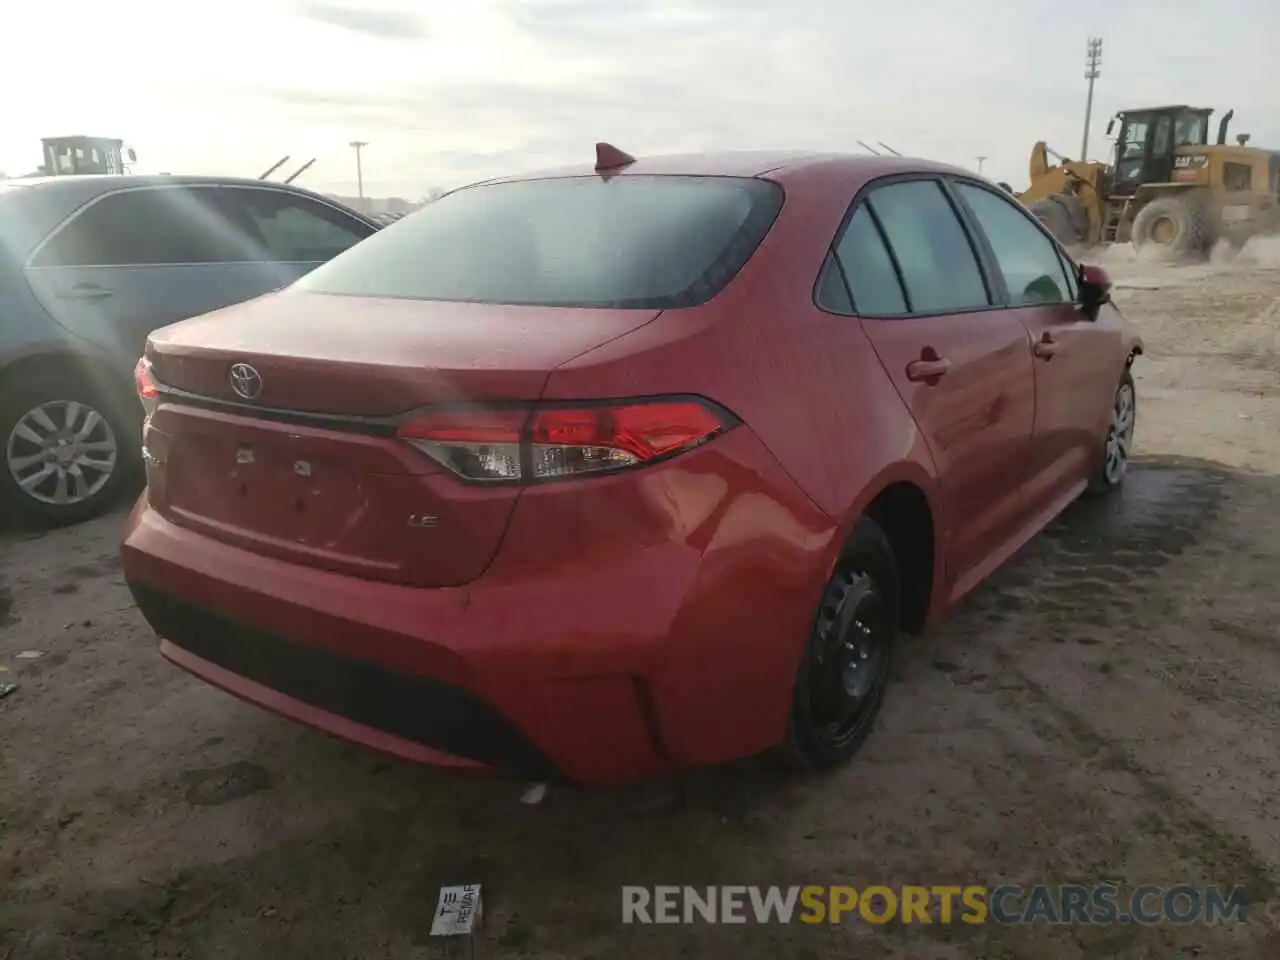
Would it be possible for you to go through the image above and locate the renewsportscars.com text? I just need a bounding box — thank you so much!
[621,884,1249,925]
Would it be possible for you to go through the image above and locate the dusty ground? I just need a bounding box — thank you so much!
[2,242,1280,959]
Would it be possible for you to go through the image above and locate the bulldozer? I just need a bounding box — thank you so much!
[1018,105,1280,255]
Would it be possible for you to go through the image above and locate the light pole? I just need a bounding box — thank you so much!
[349,140,368,199]
[976,156,987,174]
[1082,38,1102,161]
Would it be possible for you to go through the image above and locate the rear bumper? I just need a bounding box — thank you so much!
[123,501,679,785]
[134,584,558,780]
[120,427,838,786]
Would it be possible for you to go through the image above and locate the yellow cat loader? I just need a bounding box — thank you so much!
[1018,105,1280,254]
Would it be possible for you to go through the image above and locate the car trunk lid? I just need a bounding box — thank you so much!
[142,290,662,586]
[146,289,659,414]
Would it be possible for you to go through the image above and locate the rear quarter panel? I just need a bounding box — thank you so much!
[543,161,945,533]
[538,164,948,763]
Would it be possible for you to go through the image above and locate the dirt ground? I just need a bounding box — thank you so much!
[2,241,1280,959]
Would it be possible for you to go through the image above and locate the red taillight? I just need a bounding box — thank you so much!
[529,401,728,480]
[397,408,526,482]
[395,399,733,483]
[134,357,158,418]
[134,356,157,400]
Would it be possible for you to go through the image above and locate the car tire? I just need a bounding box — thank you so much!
[1087,371,1136,495]
[0,371,140,528]
[781,516,901,772]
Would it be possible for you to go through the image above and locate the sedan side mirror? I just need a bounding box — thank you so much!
[1079,263,1113,317]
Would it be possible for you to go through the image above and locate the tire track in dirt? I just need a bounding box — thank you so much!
[940,460,1278,920]
[862,458,1279,958]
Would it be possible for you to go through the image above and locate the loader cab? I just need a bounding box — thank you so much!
[1107,106,1212,196]
[40,136,134,176]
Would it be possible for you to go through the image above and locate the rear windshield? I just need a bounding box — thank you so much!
[293,175,784,309]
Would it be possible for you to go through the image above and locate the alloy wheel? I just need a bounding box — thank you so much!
[5,400,119,506]
[1104,381,1136,485]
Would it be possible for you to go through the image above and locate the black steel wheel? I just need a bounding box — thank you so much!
[783,517,900,770]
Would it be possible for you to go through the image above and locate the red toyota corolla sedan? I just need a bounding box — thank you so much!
[121,145,1143,787]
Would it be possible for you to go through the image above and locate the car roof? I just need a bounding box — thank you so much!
[472,149,975,188]
[0,174,374,260]
[1,173,338,201]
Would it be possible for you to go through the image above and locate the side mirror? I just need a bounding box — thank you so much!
[1106,118,1116,136]
[1079,263,1113,315]
[127,148,137,162]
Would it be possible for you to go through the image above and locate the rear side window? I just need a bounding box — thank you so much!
[831,205,908,315]
[30,188,241,267]
[864,180,990,314]
[219,188,373,263]
[953,183,1073,306]
[294,175,784,308]
[815,253,854,313]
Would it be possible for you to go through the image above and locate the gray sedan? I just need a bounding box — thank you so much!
[0,175,378,526]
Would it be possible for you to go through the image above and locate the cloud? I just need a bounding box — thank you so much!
[293,0,428,40]
[6,0,1276,197]
[226,0,1050,189]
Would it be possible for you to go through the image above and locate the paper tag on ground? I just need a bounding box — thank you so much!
[430,884,483,936]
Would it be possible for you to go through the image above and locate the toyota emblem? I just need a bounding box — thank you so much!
[229,363,263,400]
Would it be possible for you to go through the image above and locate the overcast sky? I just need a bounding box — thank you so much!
[4,0,1276,198]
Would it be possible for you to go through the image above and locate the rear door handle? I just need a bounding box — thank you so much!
[56,283,113,301]
[1033,335,1059,359]
[906,357,952,382]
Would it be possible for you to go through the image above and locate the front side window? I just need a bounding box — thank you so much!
[30,188,242,267]
[294,175,784,308]
[863,180,990,314]
[954,182,1072,306]
[221,189,373,263]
